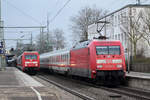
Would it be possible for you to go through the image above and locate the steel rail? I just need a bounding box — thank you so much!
[37,71,150,100]
[99,86,150,100]
[37,75,95,100]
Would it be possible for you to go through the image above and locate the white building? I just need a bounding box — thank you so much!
[88,4,150,57]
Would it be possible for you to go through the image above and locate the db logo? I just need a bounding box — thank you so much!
[107,55,110,58]
[107,59,112,63]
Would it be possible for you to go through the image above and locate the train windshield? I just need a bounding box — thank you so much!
[96,46,120,55]
[25,55,37,60]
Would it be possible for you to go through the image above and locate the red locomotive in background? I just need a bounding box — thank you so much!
[17,51,40,74]
[40,39,126,84]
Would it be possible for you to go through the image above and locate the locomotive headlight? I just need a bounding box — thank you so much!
[97,65,103,68]
[97,60,106,64]
[25,64,27,66]
[117,65,122,68]
[112,59,122,63]
[33,62,37,64]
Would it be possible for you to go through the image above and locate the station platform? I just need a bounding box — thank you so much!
[126,71,150,79]
[126,71,150,91]
[0,67,58,100]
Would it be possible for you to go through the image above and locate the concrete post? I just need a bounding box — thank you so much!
[0,0,6,70]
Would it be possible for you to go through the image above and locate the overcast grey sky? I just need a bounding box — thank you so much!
[2,0,150,49]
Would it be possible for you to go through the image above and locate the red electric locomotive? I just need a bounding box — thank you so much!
[17,51,40,74]
[40,39,126,85]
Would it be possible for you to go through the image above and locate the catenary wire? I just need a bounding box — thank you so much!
[5,0,42,25]
[49,0,72,23]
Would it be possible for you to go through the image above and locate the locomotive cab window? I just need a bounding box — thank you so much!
[96,46,108,55]
[25,55,37,60]
[109,46,120,55]
[96,46,120,55]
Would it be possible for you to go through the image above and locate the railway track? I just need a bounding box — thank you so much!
[37,75,95,100]
[36,72,150,100]
[75,79,150,100]
[99,86,150,100]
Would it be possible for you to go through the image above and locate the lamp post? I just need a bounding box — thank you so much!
[18,31,33,50]
[16,35,25,56]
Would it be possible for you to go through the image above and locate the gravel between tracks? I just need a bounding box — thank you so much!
[32,75,82,100]
[32,71,141,100]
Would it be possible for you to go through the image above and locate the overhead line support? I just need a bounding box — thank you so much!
[0,26,46,28]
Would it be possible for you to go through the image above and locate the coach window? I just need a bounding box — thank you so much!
[49,57,51,63]
[47,59,49,62]
[109,46,120,55]
[56,56,58,62]
[51,57,52,63]
[44,58,46,62]
[53,56,55,63]
[52,57,54,63]
[52,56,54,63]
[65,54,67,62]
[55,56,56,63]
[52,57,54,64]
[96,46,108,55]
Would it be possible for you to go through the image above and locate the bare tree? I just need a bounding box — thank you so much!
[14,42,32,56]
[141,8,150,46]
[52,28,66,50]
[15,41,24,56]
[35,32,54,54]
[121,11,144,59]
[70,6,107,42]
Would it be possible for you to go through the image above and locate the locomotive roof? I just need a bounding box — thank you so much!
[23,51,38,53]
[92,39,121,42]
[72,39,121,49]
